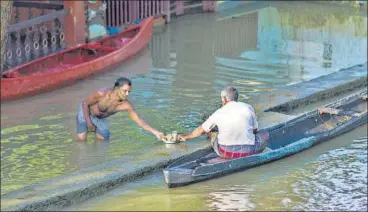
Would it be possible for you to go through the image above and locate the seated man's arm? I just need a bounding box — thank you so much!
[119,101,164,139]
[179,111,218,142]
[179,126,206,141]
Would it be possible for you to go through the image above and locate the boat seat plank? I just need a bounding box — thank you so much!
[84,44,118,52]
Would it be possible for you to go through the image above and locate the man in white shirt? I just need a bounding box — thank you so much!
[178,86,269,158]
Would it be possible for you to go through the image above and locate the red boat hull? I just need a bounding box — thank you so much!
[1,17,154,101]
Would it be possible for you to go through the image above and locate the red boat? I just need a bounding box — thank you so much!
[1,17,154,101]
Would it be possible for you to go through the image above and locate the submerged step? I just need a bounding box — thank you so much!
[257,63,367,113]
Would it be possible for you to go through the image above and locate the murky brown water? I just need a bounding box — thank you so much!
[1,2,367,209]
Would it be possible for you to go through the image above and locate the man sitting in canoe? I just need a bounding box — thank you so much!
[178,86,270,159]
[76,77,164,141]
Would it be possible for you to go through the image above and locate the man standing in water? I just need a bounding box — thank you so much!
[76,77,164,141]
[178,86,269,159]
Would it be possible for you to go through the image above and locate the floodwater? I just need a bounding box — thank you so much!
[1,1,367,207]
[64,124,368,211]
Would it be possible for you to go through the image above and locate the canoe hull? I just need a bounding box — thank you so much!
[164,137,319,188]
[164,89,368,188]
[1,17,154,101]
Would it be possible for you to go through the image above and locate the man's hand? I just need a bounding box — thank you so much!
[178,135,187,142]
[178,126,205,142]
[153,131,165,140]
[87,122,96,132]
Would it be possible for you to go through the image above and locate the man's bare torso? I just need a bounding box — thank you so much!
[89,90,126,118]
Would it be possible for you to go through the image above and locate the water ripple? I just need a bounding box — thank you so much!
[292,137,367,211]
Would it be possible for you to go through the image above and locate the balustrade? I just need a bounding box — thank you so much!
[4,2,68,71]
[2,0,216,72]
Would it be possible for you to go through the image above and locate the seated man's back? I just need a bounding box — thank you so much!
[202,101,258,146]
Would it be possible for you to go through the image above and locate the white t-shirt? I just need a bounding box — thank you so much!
[201,101,258,146]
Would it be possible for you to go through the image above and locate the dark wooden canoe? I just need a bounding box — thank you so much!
[1,17,154,101]
[163,89,368,188]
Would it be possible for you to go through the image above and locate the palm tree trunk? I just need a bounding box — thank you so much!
[1,0,13,73]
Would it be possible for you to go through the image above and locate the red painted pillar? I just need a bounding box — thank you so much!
[63,1,86,48]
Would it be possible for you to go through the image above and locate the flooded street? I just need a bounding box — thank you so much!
[1,1,367,209]
[65,124,367,211]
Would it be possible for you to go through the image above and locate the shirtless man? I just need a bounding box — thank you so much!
[76,77,164,141]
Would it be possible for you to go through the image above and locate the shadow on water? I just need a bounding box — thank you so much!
[1,1,367,197]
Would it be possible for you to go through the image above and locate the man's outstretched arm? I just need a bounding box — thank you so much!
[123,101,164,139]
[179,111,218,142]
[178,126,206,142]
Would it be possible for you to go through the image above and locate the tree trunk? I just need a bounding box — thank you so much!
[1,0,13,73]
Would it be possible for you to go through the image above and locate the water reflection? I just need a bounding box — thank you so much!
[219,3,367,87]
[1,1,367,196]
[207,186,256,211]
